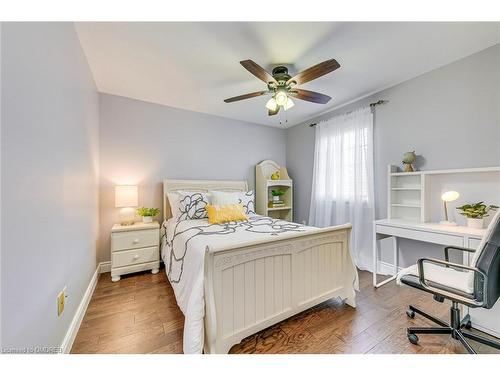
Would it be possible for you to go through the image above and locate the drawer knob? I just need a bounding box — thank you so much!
[133,254,140,260]
[133,238,140,244]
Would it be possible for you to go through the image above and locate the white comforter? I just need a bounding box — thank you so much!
[161,215,313,353]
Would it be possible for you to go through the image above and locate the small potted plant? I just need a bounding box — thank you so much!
[137,207,160,223]
[270,189,285,203]
[456,202,498,229]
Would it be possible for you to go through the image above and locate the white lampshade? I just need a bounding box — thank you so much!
[115,185,138,208]
[441,191,460,202]
[275,91,288,106]
[283,97,295,111]
[265,98,278,111]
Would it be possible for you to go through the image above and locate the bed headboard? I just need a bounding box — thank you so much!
[162,179,249,221]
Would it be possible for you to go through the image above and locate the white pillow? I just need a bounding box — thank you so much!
[210,190,255,215]
[168,191,210,221]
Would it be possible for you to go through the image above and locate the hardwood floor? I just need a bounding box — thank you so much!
[71,267,499,354]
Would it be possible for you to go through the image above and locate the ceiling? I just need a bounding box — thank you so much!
[75,22,500,128]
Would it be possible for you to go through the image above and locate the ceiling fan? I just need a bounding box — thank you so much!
[223,59,340,116]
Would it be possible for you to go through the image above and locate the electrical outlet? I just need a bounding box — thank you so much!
[57,287,66,317]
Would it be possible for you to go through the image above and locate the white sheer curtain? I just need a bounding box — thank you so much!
[309,106,375,271]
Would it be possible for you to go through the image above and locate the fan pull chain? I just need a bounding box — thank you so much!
[279,107,288,126]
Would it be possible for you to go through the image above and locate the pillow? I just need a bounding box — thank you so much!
[168,191,210,221]
[238,190,256,215]
[210,190,255,215]
[206,204,248,224]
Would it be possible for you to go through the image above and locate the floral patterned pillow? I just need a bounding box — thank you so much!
[238,191,256,215]
[168,191,210,221]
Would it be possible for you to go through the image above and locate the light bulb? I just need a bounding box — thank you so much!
[265,98,278,111]
[284,97,294,111]
[275,91,288,106]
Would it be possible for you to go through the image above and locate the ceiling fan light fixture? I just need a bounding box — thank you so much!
[265,98,278,111]
[283,97,295,111]
[223,59,339,117]
[275,91,288,106]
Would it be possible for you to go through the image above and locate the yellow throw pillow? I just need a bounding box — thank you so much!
[206,204,248,224]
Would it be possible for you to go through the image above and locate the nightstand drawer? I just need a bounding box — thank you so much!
[112,246,158,268]
[112,229,158,251]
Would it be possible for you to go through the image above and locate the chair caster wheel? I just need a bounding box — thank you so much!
[408,333,419,345]
[406,309,415,319]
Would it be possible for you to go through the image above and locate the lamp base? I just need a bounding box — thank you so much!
[119,207,136,226]
[439,220,458,226]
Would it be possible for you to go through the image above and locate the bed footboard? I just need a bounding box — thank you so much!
[203,224,356,354]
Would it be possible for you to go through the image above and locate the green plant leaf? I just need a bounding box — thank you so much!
[456,201,498,219]
[137,207,160,217]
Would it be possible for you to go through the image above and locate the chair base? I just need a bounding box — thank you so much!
[406,303,500,354]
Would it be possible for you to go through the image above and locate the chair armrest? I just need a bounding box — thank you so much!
[416,257,487,307]
[444,246,476,262]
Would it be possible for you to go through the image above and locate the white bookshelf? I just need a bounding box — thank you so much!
[255,160,293,221]
[388,165,424,221]
[387,164,500,223]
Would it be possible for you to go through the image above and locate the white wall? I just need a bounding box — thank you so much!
[286,44,500,268]
[0,22,3,347]
[98,93,286,262]
[1,23,99,350]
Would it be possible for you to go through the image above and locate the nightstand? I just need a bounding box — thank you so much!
[110,221,160,282]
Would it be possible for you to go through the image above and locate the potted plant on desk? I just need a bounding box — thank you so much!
[137,207,160,223]
[456,202,498,229]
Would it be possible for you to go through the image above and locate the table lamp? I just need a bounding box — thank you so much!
[115,185,138,225]
[440,190,459,226]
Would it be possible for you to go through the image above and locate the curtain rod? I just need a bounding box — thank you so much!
[309,100,389,127]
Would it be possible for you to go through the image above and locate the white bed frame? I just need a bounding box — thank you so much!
[163,179,357,354]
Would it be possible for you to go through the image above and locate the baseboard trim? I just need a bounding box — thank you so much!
[472,323,500,339]
[60,264,100,354]
[60,261,110,353]
[99,261,111,273]
[377,260,403,276]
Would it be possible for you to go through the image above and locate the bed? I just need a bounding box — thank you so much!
[162,179,357,354]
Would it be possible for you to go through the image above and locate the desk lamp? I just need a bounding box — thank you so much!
[440,191,459,226]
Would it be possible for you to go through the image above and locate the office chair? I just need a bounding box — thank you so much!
[396,210,500,354]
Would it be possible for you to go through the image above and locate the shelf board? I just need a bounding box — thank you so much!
[390,171,422,177]
[391,187,421,191]
[391,203,421,208]
[390,166,500,177]
[267,180,292,187]
[422,166,500,175]
[267,206,292,211]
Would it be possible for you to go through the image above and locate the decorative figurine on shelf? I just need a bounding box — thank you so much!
[271,170,280,180]
[402,151,417,172]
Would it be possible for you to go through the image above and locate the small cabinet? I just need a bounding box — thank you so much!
[255,160,293,221]
[110,221,160,282]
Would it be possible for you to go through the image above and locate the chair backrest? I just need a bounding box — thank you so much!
[473,210,500,309]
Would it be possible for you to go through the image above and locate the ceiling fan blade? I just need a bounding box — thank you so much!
[286,59,340,86]
[268,106,280,116]
[224,91,267,103]
[240,60,277,85]
[290,89,331,104]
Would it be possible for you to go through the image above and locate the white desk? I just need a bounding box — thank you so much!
[372,218,485,288]
[372,218,500,339]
